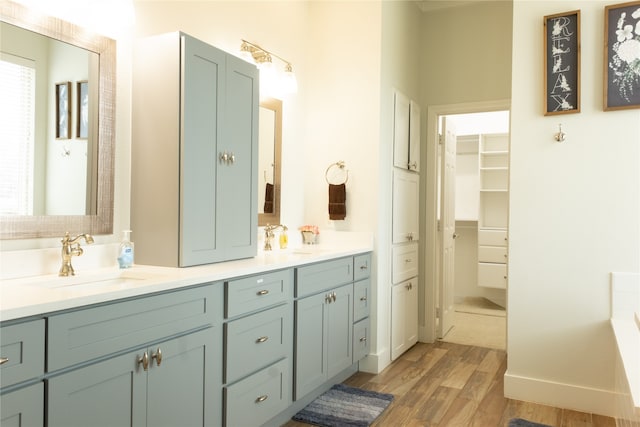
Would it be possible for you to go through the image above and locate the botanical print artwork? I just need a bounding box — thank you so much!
[544,11,580,115]
[606,2,640,109]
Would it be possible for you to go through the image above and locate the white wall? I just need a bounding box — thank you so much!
[507,0,640,416]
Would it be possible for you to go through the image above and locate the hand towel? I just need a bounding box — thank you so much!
[264,183,274,213]
[328,183,346,220]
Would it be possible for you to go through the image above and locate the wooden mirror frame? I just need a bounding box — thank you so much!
[258,98,282,227]
[0,0,115,239]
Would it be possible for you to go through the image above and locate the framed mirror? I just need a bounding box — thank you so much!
[258,98,282,227]
[0,0,115,239]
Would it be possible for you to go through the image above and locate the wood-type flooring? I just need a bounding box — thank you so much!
[283,341,616,427]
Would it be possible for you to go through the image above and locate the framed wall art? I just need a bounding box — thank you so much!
[544,10,581,115]
[76,80,88,139]
[55,81,71,139]
[604,1,640,111]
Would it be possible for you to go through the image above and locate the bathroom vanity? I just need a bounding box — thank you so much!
[0,239,372,427]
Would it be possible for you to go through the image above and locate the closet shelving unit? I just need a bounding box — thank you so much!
[477,133,509,289]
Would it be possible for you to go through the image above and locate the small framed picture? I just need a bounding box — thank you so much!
[76,80,88,139]
[604,1,640,111]
[543,10,581,115]
[55,81,71,139]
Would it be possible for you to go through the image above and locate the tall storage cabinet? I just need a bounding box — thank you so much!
[390,89,420,360]
[132,32,259,267]
[477,133,509,289]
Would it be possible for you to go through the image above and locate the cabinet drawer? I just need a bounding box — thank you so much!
[1,382,44,426]
[225,304,291,384]
[392,242,418,284]
[478,263,507,289]
[0,319,44,388]
[48,283,221,371]
[353,253,372,282]
[295,257,352,298]
[224,358,290,427]
[226,269,292,318]
[478,229,508,246]
[353,318,370,362]
[354,278,370,322]
[478,246,508,263]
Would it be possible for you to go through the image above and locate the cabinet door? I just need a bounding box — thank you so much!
[392,169,419,244]
[48,350,146,427]
[1,382,43,427]
[409,100,420,172]
[147,329,219,427]
[393,91,410,169]
[391,279,418,360]
[294,292,326,400]
[326,284,353,379]
[217,54,259,259]
[180,34,226,266]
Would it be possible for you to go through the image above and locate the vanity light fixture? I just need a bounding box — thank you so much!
[240,39,297,96]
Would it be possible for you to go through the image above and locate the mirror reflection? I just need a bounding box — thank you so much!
[0,0,115,240]
[0,22,99,217]
[258,98,282,227]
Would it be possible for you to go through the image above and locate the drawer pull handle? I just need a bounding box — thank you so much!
[0,357,9,365]
[256,336,269,343]
[360,337,367,342]
[151,348,162,367]
[256,289,269,296]
[360,296,367,301]
[137,352,149,371]
[360,265,368,270]
[255,395,269,403]
[405,259,411,263]
[332,292,337,302]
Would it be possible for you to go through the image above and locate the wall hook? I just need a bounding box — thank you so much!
[554,124,566,142]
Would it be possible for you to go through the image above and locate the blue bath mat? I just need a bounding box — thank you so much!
[509,418,553,427]
[292,383,394,427]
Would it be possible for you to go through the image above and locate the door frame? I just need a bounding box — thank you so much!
[420,99,510,344]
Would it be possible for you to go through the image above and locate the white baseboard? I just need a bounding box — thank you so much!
[504,370,616,418]
[359,347,391,374]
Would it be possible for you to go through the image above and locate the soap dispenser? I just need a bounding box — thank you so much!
[279,226,288,249]
[118,230,134,268]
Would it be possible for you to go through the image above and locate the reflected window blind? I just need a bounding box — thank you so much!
[0,53,35,215]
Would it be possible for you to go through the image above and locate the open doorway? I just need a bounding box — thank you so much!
[423,100,510,351]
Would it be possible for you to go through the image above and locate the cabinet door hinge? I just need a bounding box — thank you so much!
[438,134,443,145]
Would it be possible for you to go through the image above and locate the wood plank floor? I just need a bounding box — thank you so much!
[283,341,616,427]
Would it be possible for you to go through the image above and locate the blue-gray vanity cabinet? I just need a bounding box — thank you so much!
[0,319,45,427]
[1,382,44,427]
[223,269,293,427]
[294,257,355,400]
[46,283,223,427]
[47,328,216,427]
[132,31,259,268]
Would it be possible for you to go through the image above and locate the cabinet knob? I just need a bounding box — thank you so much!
[409,161,418,170]
[256,289,269,296]
[256,336,269,344]
[332,292,337,302]
[0,357,9,365]
[229,152,235,164]
[219,152,229,163]
[137,352,149,371]
[359,337,367,342]
[151,348,162,367]
[360,264,368,270]
[360,296,367,301]
[255,395,269,403]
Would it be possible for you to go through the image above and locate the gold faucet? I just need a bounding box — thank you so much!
[59,232,94,276]
[263,224,286,251]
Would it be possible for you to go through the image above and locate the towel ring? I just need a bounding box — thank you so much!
[325,161,349,185]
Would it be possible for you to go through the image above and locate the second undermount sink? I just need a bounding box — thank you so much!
[19,269,157,290]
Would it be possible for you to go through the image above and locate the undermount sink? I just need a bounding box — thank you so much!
[16,269,156,290]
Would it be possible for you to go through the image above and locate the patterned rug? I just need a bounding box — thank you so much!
[292,383,394,427]
[508,418,553,427]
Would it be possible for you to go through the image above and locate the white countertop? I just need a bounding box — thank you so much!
[0,235,373,322]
